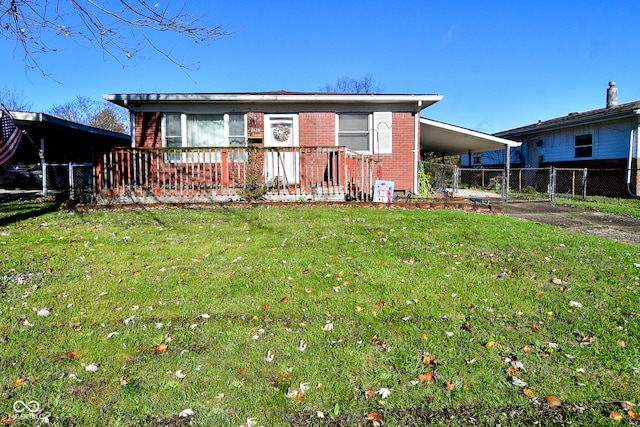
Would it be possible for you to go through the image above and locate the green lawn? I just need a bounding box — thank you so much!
[1,201,639,426]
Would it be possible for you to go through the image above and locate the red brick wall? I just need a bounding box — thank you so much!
[132,110,417,194]
[135,112,163,148]
[299,112,335,147]
[377,112,416,194]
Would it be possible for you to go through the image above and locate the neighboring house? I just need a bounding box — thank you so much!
[464,83,640,196]
[0,111,129,190]
[103,91,517,201]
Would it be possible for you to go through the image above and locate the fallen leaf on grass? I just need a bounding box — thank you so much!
[506,367,520,376]
[579,336,596,346]
[83,363,100,372]
[523,345,534,353]
[418,372,436,383]
[523,388,535,398]
[609,411,623,421]
[178,408,194,418]
[1,416,15,425]
[510,376,527,387]
[376,387,391,399]
[264,349,275,362]
[370,335,390,351]
[153,343,168,355]
[54,351,78,360]
[545,395,562,408]
[445,381,455,390]
[365,411,384,426]
[11,377,27,389]
[422,351,437,366]
[365,388,376,400]
[628,408,639,419]
[618,340,626,348]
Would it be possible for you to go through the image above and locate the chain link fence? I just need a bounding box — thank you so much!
[455,166,632,201]
[35,163,92,202]
[416,162,455,196]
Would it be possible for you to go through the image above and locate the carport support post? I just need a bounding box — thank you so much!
[40,138,47,196]
[504,144,510,201]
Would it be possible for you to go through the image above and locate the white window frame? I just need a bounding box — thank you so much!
[335,112,392,154]
[162,113,247,162]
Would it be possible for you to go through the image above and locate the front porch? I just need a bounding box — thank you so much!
[95,146,381,203]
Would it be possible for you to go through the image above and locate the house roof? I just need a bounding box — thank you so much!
[420,118,520,155]
[495,100,640,138]
[104,90,443,113]
[11,111,130,140]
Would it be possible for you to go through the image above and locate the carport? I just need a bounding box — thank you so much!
[420,118,520,158]
[420,118,520,196]
[1,111,129,194]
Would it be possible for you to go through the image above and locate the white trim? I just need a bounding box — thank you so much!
[161,113,247,148]
[105,93,442,107]
[336,113,374,154]
[373,112,392,154]
[264,114,299,147]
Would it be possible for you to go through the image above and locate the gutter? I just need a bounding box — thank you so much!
[497,109,640,138]
[627,110,640,199]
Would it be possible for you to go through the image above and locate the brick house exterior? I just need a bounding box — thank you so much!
[105,91,442,196]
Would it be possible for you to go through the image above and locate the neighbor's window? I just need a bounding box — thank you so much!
[338,113,370,152]
[574,134,592,158]
[163,113,246,161]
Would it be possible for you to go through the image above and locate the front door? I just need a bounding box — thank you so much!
[264,114,300,185]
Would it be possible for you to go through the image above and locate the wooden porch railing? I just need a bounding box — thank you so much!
[95,146,380,203]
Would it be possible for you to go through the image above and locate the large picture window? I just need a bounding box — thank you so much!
[163,113,246,161]
[574,134,592,158]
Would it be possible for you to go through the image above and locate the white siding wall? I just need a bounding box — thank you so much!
[470,117,637,167]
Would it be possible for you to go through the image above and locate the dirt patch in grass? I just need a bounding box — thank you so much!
[499,201,640,246]
[290,402,640,426]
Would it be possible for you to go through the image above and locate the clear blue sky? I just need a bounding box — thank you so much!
[2,0,639,134]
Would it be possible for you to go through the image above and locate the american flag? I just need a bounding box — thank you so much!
[0,110,22,168]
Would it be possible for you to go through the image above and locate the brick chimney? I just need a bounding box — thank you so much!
[606,81,618,108]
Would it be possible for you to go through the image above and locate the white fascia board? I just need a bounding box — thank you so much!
[103,93,442,111]
[421,118,521,148]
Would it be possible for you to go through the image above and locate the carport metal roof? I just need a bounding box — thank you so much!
[420,118,520,156]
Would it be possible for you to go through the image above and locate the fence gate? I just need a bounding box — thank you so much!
[43,162,93,201]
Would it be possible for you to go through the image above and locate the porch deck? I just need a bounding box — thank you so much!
[95,146,380,203]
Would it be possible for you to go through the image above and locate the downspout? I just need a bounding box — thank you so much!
[413,101,423,194]
[414,111,420,194]
[627,125,640,199]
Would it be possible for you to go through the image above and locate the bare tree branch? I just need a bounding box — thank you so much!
[322,74,385,94]
[0,0,228,75]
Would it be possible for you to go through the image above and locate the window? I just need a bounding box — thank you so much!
[338,113,370,152]
[574,134,592,158]
[473,153,482,165]
[337,112,392,153]
[165,113,183,148]
[163,113,246,161]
